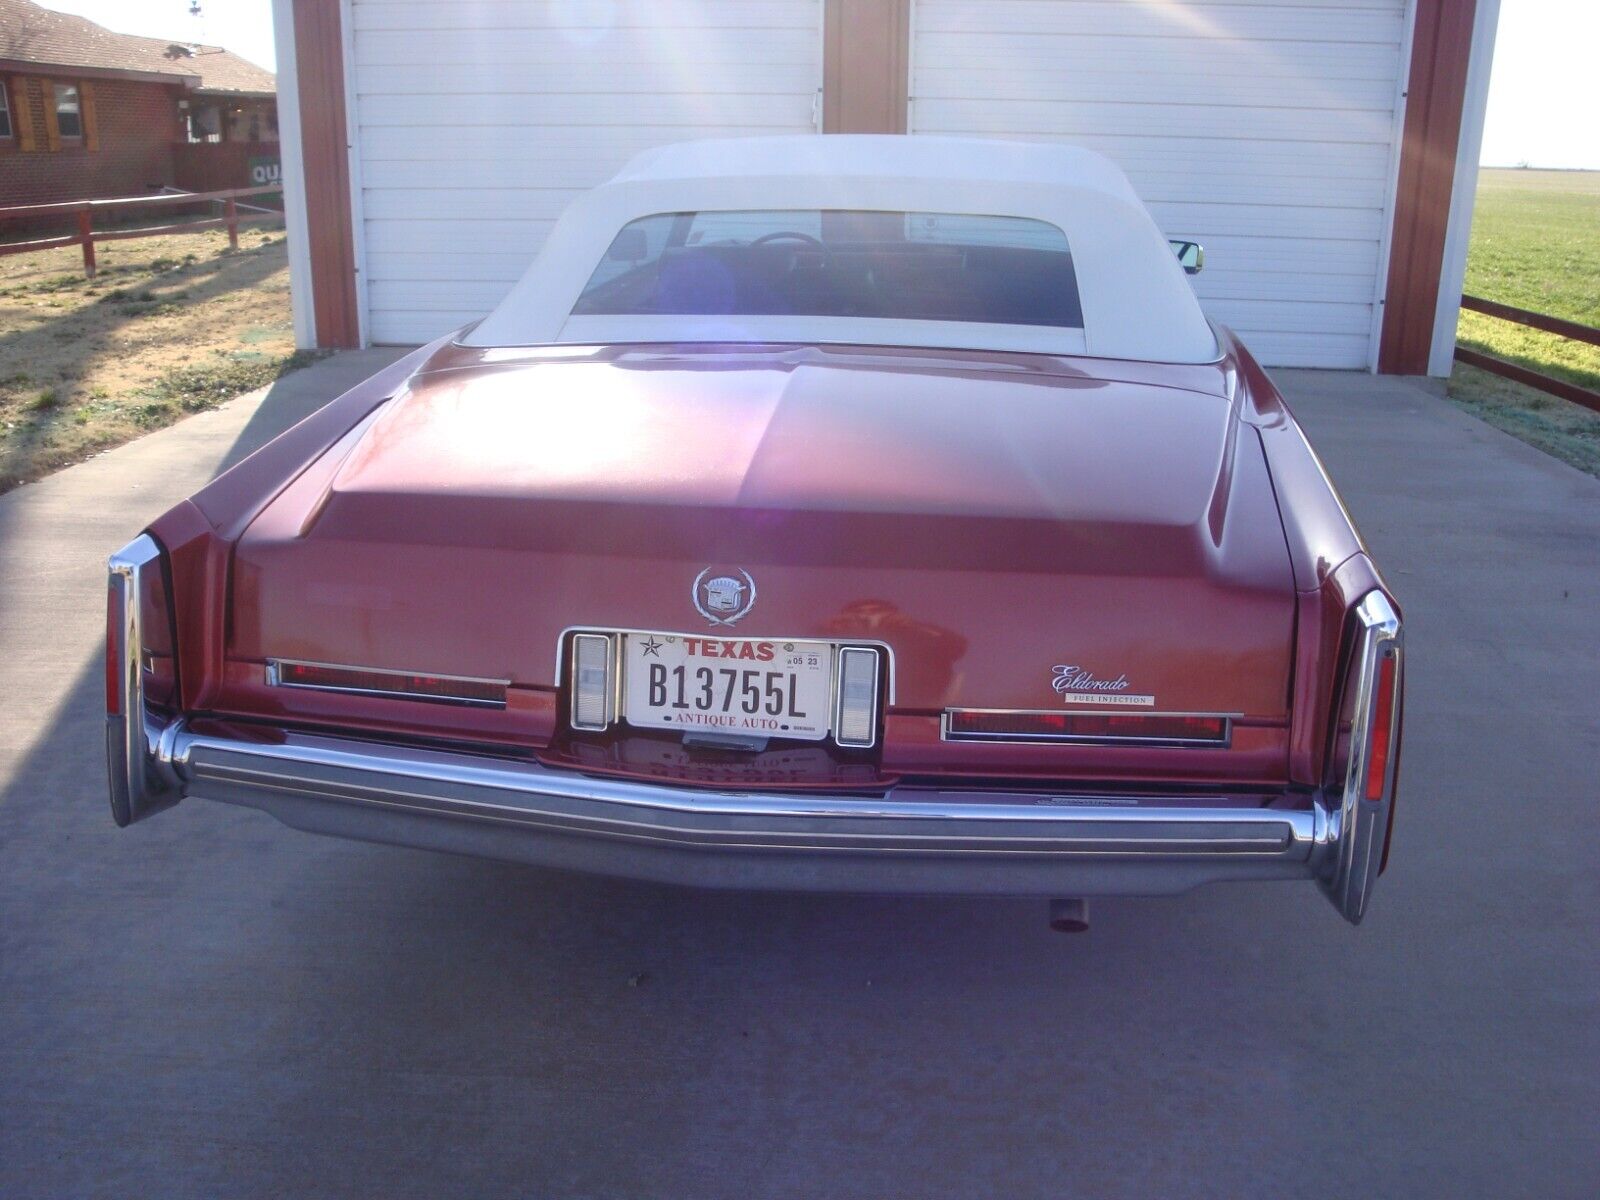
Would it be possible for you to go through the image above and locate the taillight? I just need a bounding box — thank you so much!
[1363,650,1399,801]
[944,710,1230,746]
[138,550,178,709]
[1321,590,1403,922]
[105,573,124,716]
[1333,594,1403,806]
[106,533,177,719]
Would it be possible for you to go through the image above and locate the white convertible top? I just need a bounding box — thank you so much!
[465,136,1218,364]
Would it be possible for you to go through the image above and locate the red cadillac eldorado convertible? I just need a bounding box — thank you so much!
[107,137,1402,928]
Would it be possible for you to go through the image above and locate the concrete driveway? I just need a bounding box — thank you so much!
[2,353,1596,1198]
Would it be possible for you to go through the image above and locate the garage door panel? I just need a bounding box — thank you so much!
[1231,331,1373,370]
[915,1,1404,42]
[366,253,526,285]
[1130,171,1389,210]
[363,188,579,221]
[1205,298,1374,335]
[353,1,820,33]
[1059,136,1394,181]
[916,68,1399,111]
[1146,201,1385,241]
[361,157,667,191]
[350,0,824,344]
[359,125,790,162]
[1185,235,1381,278]
[356,28,819,67]
[1195,271,1382,306]
[369,279,510,312]
[359,93,814,129]
[914,99,1396,144]
[365,219,556,258]
[371,310,488,343]
[356,62,819,96]
[912,0,1405,367]
[914,33,1402,80]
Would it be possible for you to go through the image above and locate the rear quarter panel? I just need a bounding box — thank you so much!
[1226,327,1400,785]
[145,340,448,711]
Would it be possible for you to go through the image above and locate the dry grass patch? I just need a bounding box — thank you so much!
[0,225,319,493]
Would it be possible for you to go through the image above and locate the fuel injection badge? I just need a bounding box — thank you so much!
[1051,664,1155,707]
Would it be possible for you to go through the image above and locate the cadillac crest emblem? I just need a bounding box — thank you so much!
[692,567,757,626]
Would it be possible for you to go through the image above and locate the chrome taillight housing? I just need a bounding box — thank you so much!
[1322,590,1403,922]
[106,534,182,826]
[833,646,881,748]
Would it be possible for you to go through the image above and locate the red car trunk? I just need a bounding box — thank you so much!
[223,346,1297,783]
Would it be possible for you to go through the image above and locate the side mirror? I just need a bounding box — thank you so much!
[605,227,650,263]
[1169,239,1204,275]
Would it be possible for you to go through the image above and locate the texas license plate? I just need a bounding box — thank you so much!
[621,634,833,741]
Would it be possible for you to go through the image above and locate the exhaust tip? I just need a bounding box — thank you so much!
[1048,897,1089,933]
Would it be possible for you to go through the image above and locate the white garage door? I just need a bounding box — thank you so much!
[349,0,824,345]
[910,0,1409,368]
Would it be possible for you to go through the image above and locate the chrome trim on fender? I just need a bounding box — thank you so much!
[265,659,511,709]
[1319,590,1402,924]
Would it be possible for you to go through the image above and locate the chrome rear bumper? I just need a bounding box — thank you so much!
[110,712,1383,918]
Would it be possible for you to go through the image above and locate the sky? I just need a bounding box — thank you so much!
[31,0,1600,170]
[1478,0,1599,169]
[36,0,278,72]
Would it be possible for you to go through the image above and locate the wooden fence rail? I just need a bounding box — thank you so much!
[0,184,284,279]
[1456,292,1600,415]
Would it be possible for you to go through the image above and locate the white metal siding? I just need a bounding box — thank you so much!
[910,0,1409,368]
[349,0,824,345]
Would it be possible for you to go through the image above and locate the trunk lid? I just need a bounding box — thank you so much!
[231,347,1295,718]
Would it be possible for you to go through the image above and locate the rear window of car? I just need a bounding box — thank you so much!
[572,210,1083,329]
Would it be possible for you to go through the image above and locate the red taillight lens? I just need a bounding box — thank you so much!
[105,575,124,716]
[271,661,508,708]
[1362,650,1398,801]
[945,710,1229,745]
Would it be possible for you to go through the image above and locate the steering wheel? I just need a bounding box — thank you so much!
[750,231,827,251]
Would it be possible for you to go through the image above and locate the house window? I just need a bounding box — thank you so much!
[189,103,221,144]
[53,83,82,142]
[0,80,12,140]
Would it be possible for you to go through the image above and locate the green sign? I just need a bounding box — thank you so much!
[248,155,281,187]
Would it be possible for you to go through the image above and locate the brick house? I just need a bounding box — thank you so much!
[0,0,276,209]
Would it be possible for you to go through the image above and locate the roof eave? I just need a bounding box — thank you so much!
[191,87,277,100]
[0,57,200,88]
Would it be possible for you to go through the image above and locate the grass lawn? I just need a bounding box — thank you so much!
[1449,168,1600,476]
[0,225,323,494]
